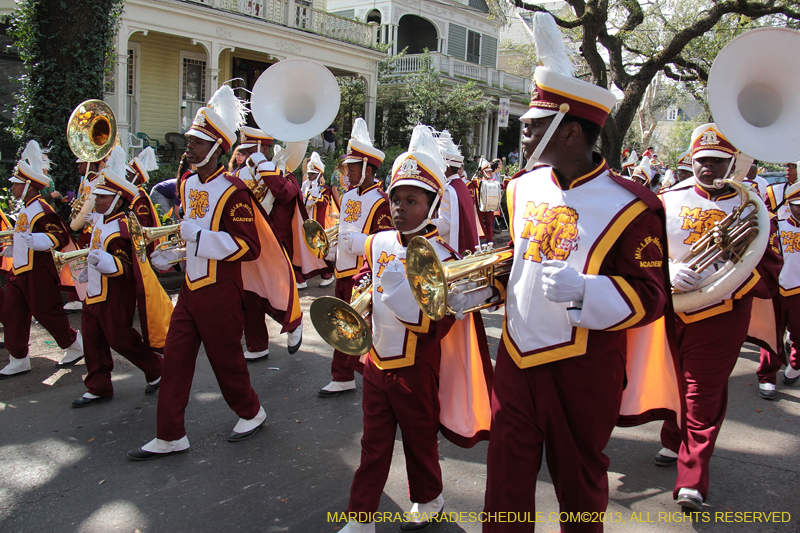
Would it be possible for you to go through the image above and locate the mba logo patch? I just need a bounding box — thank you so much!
[15,213,28,233]
[343,199,362,223]
[679,207,726,245]
[518,201,579,262]
[188,189,210,220]
[375,251,403,293]
[90,227,102,250]
[782,231,800,253]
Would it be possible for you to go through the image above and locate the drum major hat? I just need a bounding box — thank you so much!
[94,146,139,202]
[344,117,384,167]
[239,126,274,148]
[435,129,464,168]
[630,155,653,185]
[622,149,638,169]
[676,150,693,172]
[186,85,246,153]
[785,181,800,205]
[11,140,51,190]
[388,125,446,197]
[691,123,737,159]
[307,151,325,175]
[126,146,158,186]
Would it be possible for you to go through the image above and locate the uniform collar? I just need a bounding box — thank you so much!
[357,181,381,196]
[395,226,438,245]
[789,215,800,228]
[197,166,225,184]
[693,183,737,201]
[550,155,609,191]
[103,211,126,224]
[24,194,41,207]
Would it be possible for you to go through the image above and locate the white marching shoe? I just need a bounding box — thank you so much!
[317,380,355,398]
[319,276,335,287]
[58,331,84,367]
[296,281,308,290]
[287,322,302,354]
[340,520,376,533]
[63,301,82,311]
[0,356,31,379]
[244,348,269,362]
[228,405,267,442]
[402,494,445,531]
[128,435,190,461]
[676,487,703,511]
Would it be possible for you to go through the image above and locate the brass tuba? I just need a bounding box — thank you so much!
[310,275,372,355]
[0,229,14,246]
[127,213,184,264]
[406,237,512,321]
[302,219,338,259]
[51,248,91,280]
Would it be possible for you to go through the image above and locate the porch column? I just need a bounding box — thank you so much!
[492,108,500,159]
[364,74,377,138]
[113,24,130,150]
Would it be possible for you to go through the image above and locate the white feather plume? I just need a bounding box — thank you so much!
[105,146,127,178]
[625,150,638,166]
[21,140,47,175]
[436,129,462,158]
[350,118,374,146]
[532,12,573,77]
[409,124,446,174]
[663,169,675,187]
[207,84,248,132]
[307,151,325,174]
[136,146,159,172]
[635,155,652,181]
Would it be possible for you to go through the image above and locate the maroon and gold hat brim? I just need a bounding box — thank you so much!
[521,67,617,127]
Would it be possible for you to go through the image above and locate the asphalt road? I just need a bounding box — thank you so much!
[1,278,799,533]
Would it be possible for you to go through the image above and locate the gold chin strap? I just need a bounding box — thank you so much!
[196,138,223,168]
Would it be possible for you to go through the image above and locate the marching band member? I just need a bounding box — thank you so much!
[338,125,491,533]
[237,127,317,360]
[71,147,171,407]
[126,146,161,229]
[468,157,495,243]
[655,124,781,510]
[0,141,84,379]
[317,118,393,398]
[303,152,336,288]
[128,86,301,459]
[72,157,105,247]
[620,149,637,177]
[756,181,800,398]
[433,129,479,255]
[482,13,677,531]
[765,160,798,220]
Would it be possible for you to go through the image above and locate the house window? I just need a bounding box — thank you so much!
[182,57,206,103]
[666,108,679,121]
[467,31,481,63]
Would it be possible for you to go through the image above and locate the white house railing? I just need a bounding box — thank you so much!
[186,0,377,48]
[391,52,531,94]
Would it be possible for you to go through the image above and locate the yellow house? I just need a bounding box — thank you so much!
[0,0,384,156]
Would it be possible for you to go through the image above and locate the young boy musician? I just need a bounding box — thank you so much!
[0,141,83,379]
[338,125,491,533]
[70,147,171,407]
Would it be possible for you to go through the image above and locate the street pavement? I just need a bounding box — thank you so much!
[1,280,800,533]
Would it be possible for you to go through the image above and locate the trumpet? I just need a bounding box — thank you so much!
[406,237,512,321]
[127,213,184,264]
[51,248,91,280]
[310,275,372,355]
[302,219,338,259]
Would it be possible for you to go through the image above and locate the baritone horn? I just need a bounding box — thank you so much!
[126,213,184,264]
[302,219,338,259]
[406,237,512,321]
[51,248,91,280]
[310,275,372,355]
[0,229,13,246]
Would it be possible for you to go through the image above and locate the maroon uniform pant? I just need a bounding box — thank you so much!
[483,342,625,533]
[4,269,77,360]
[660,300,752,501]
[347,357,442,514]
[479,211,495,242]
[330,276,364,381]
[757,293,800,384]
[156,280,260,441]
[82,294,162,397]
[242,290,270,353]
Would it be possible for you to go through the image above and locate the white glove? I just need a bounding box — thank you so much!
[449,284,494,321]
[325,243,337,262]
[83,212,94,225]
[668,261,713,293]
[180,220,201,243]
[87,249,103,267]
[379,260,406,293]
[339,231,369,256]
[247,152,268,169]
[76,267,88,284]
[24,233,54,251]
[2,245,12,258]
[150,248,185,270]
[541,260,586,304]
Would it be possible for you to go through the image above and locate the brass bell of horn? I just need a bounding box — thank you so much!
[310,276,372,355]
[67,99,118,163]
[302,219,338,259]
